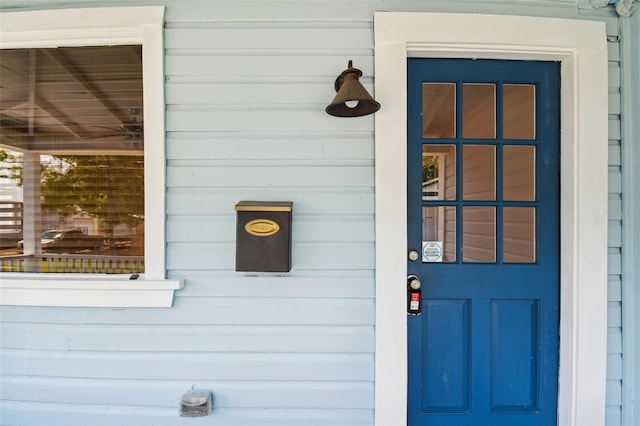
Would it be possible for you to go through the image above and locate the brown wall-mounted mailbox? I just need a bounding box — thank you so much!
[235,201,293,272]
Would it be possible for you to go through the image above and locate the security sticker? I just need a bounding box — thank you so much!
[422,241,443,262]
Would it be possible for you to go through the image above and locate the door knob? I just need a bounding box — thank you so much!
[407,274,421,290]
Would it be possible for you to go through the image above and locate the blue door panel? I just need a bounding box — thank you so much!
[490,299,538,412]
[421,299,470,412]
[407,58,560,426]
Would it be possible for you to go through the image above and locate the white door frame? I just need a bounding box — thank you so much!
[373,12,609,426]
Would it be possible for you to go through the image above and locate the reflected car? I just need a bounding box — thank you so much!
[17,229,106,253]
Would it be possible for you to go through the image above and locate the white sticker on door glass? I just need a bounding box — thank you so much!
[422,241,443,262]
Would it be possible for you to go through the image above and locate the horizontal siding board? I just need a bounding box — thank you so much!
[166,55,374,78]
[166,135,374,161]
[2,349,373,381]
[606,379,622,405]
[608,62,621,88]
[609,90,621,115]
[166,188,374,215]
[167,109,373,132]
[606,406,622,426]
[608,219,622,247]
[167,215,374,243]
[173,274,374,298]
[168,136,326,160]
[324,138,375,159]
[1,376,373,409]
[167,165,374,191]
[0,402,373,426]
[608,193,623,218]
[608,301,622,328]
[608,276,622,302]
[608,329,622,354]
[165,28,373,50]
[609,143,621,166]
[166,165,373,188]
[165,0,382,23]
[166,0,578,23]
[609,166,622,193]
[167,242,375,270]
[2,323,374,353]
[166,82,333,105]
[607,41,620,62]
[607,353,622,380]
[608,249,622,275]
[609,117,621,140]
[0,298,373,326]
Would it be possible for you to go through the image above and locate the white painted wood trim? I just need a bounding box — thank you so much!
[0,276,183,308]
[373,12,608,426]
[0,7,173,307]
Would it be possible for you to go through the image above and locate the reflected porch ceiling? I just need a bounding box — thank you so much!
[0,45,143,154]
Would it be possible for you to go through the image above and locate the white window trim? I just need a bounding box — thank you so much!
[374,12,608,426]
[0,7,183,308]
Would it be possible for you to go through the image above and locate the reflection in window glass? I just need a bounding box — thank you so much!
[504,146,535,201]
[463,145,495,200]
[503,84,535,140]
[0,46,145,274]
[422,83,456,138]
[422,145,456,201]
[463,84,495,139]
[504,207,536,263]
[422,206,456,262]
[463,207,496,263]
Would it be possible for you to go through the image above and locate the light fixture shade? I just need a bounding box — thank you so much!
[326,60,381,117]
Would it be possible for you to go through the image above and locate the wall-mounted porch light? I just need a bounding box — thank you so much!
[325,60,381,117]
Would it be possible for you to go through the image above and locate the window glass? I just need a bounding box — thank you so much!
[422,206,456,263]
[422,83,456,138]
[462,207,496,262]
[503,207,536,263]
[463,145,495,200]
[503,84,535,140]
[422,145,456,200]
[463,83,495,139]
[504,146,536,201]
[0,46,144,274]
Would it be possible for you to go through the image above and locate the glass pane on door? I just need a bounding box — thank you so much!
[422,206,456,263]
[503,207,536,263]
[422,145,456,200]
[462,206,496,262]
[504,146,535,201]
[463,83,495,139]
[463,145,495,201]
[422,83,456,138]
[503,84,535,140]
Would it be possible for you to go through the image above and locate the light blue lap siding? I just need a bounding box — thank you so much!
[0,1,626,425]
[601,12,624,426]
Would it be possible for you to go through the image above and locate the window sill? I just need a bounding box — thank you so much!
[0,274,184,308]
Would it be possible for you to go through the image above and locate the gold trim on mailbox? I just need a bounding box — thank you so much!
[245,219,281,237]
[235,205,292,212]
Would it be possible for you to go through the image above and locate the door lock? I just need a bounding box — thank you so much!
[407,275,422,315]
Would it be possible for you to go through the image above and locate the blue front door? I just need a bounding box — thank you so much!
[407,59,560,426]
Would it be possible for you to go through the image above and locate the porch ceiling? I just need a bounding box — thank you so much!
[0,45,143,154]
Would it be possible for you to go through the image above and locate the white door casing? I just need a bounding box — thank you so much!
[373,12,608,426]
